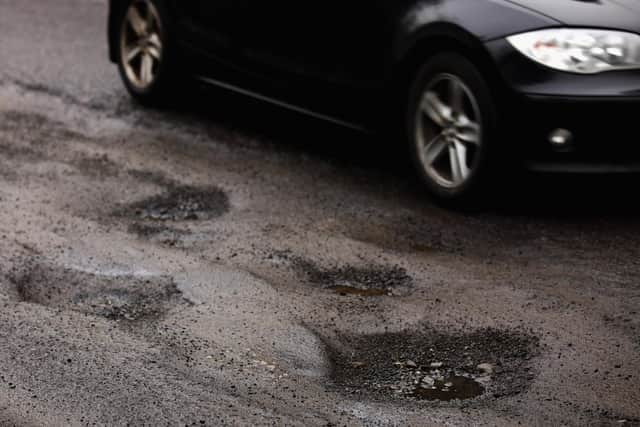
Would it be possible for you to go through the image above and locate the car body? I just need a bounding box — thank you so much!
[108,0,640,203]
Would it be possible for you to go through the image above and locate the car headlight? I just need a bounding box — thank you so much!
[507,28,640,74]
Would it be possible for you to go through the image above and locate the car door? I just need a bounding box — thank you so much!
[236,0,388,117]
[169,0,249,63]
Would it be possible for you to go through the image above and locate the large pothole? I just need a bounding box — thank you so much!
[9,261,183,322]
[326,327,539,403]
[118,185,230,222]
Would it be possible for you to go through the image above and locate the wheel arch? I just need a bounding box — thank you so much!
[388,23,507,109]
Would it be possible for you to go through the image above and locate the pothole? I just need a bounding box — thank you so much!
[327,327,539,403]
[271,251,413,296]
[9,260,183,322]
[310,262,413,297]
[119,185,230,222]
[308,264,412,297]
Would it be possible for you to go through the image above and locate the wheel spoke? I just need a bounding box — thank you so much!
[423,134,448,166]
[148,33,162,49]
[456,141,471,180]
[140,53,154,84]
[147,46,161,60]
[127,5,147,36]
[455,116,481,145]
[448,144,462,184]
[449,141,470,184]
[125,45,143,63]
[422,92,452,128]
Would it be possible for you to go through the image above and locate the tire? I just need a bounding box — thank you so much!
[407,52,498,207]
[116,0,178,106]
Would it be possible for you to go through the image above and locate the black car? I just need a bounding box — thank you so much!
[108,0,640,204]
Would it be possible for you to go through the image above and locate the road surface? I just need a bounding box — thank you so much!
[0,1,639,425]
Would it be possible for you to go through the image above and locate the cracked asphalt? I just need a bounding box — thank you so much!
[0,1,639,426]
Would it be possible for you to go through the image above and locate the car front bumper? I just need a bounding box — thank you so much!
[486,38,640,172]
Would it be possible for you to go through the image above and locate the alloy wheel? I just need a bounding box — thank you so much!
[415,73,483,189]
[120,0,163,90]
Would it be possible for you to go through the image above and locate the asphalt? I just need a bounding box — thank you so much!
[0,0,639,426]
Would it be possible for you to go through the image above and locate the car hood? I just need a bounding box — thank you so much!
[505,0,640,34]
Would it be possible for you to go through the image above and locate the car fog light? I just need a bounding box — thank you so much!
[549,129,573,150]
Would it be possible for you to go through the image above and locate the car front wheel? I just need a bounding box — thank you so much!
[407,52,498,206]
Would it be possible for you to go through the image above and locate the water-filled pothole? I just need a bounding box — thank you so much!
[120,185,230,221]
[9,260,182,322]
[327,327,538,403]
[412,375,484,401]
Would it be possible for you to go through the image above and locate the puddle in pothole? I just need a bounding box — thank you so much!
[412,375,484,401]
[9,260,183,322]
[326,327,539,403]
[271,251,413,296]
[119,185,230,221]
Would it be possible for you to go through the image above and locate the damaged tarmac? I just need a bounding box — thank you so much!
[0,0,639,425]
